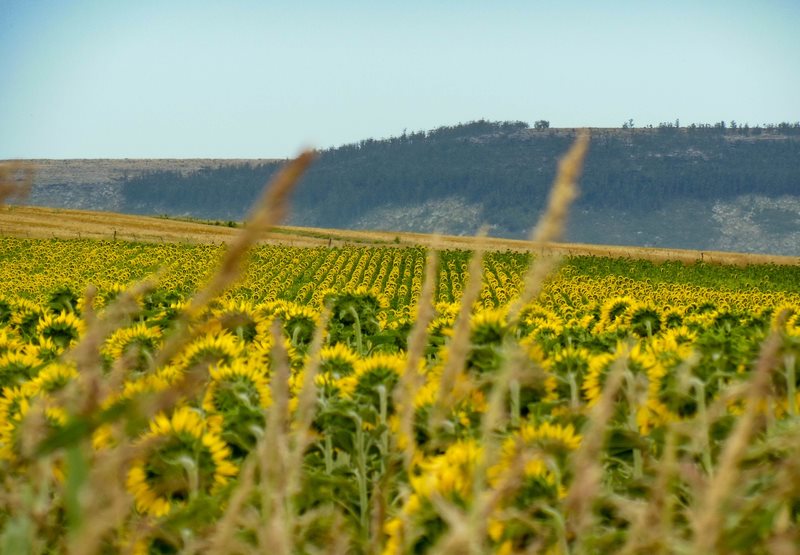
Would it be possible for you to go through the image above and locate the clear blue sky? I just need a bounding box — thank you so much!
[1,0,798,158]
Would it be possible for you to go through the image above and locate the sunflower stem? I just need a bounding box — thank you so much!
[624,373,643,480]
[324,433,334,475]
[178,454,199,501]
[540,505,571,555]
[691,378,713,476]
[350,412,369,534]
[348,306,364,355]
[378,384,389,473]
[568,371,579,409]
[510,378,521,427]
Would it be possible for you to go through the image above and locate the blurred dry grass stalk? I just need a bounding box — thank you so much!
[2,133,799,554]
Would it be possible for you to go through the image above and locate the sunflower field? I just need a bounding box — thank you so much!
[0,231,799,555]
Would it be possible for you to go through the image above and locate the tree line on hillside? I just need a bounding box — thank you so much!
[119,120,800,236]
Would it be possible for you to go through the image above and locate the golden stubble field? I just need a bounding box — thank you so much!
[3,204,798,267]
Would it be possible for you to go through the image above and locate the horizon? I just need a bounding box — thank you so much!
[5,119,799,162]
[2,1,799,159]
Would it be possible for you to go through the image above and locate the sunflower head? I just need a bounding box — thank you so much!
[0,328,23,357]
[126,406,237,517]
[339,353,405,417]
[713,310,742,332]
[598,296,635,332]
[22,361,78,397]
[582,352,617,406]
[47,285,79,314]
[0,297,13,325]
[545,346,591,378]
[467,309,509,374]
[0,350,43,389]
[526,317,565,351]
[516,338,559,412]
[203,360,271,458]
[662,307,685,329]
[213,299,260,343]
[326,287,387,344]
[319,343,359,379]
[625,302,662,338]
[31,337,64,363]
[772,303,799,332]
[104,322,162,374]
[97,282,128,309]
[176,331,244,373]
[787,313,800,338]
[0,389,66,464]
[425,315,454,357]
[488,420,580,497]
[36,311,85,349]
[273,303,320,349]
[411,439,482,502]
[10,299,44,340]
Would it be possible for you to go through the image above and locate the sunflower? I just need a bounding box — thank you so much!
[92,370,177,450]
[662,306,685,329]
[126,406,238,517]
[650,328,696,369]
[425,315,455,356]
[212,299,260,343]
[598,296,635,332]
[488,420,580,496]
[96,282,128,310]
[245,333,301,374]
[625,302,662,338]
[21,361,78,397]
[338,353,406,417]
[517,339,559,409]
[772,303,799,331]
[527,317,565,346]
[409,439,482,501]
[542,346,591,406]
[468,308,509,373]
[35,311,85,349]
[582,352,617,407]
[484,422,578,552]
[47,285,79,314]
[10,298,44,339]
[104,322,162,373]
[319,343,360,379]
[787,312,800,337]
[273,303,320,349]
[326,286,388,347]
[0,386,30,461]
[202,360,271,457]
[203,361,271,415]
[434,302,460,320]
[151,300,188,330]
[517,420,581,453]
[0,387,66,464]
[0,350,43,389]
[30,337,64,363]
[0,328,22,356]
[623,343,670,434]
[411,363,486,446]
[174,331,244,373]
[0,297,12,326]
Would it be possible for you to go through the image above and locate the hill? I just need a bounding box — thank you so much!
[7,120,800,255]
